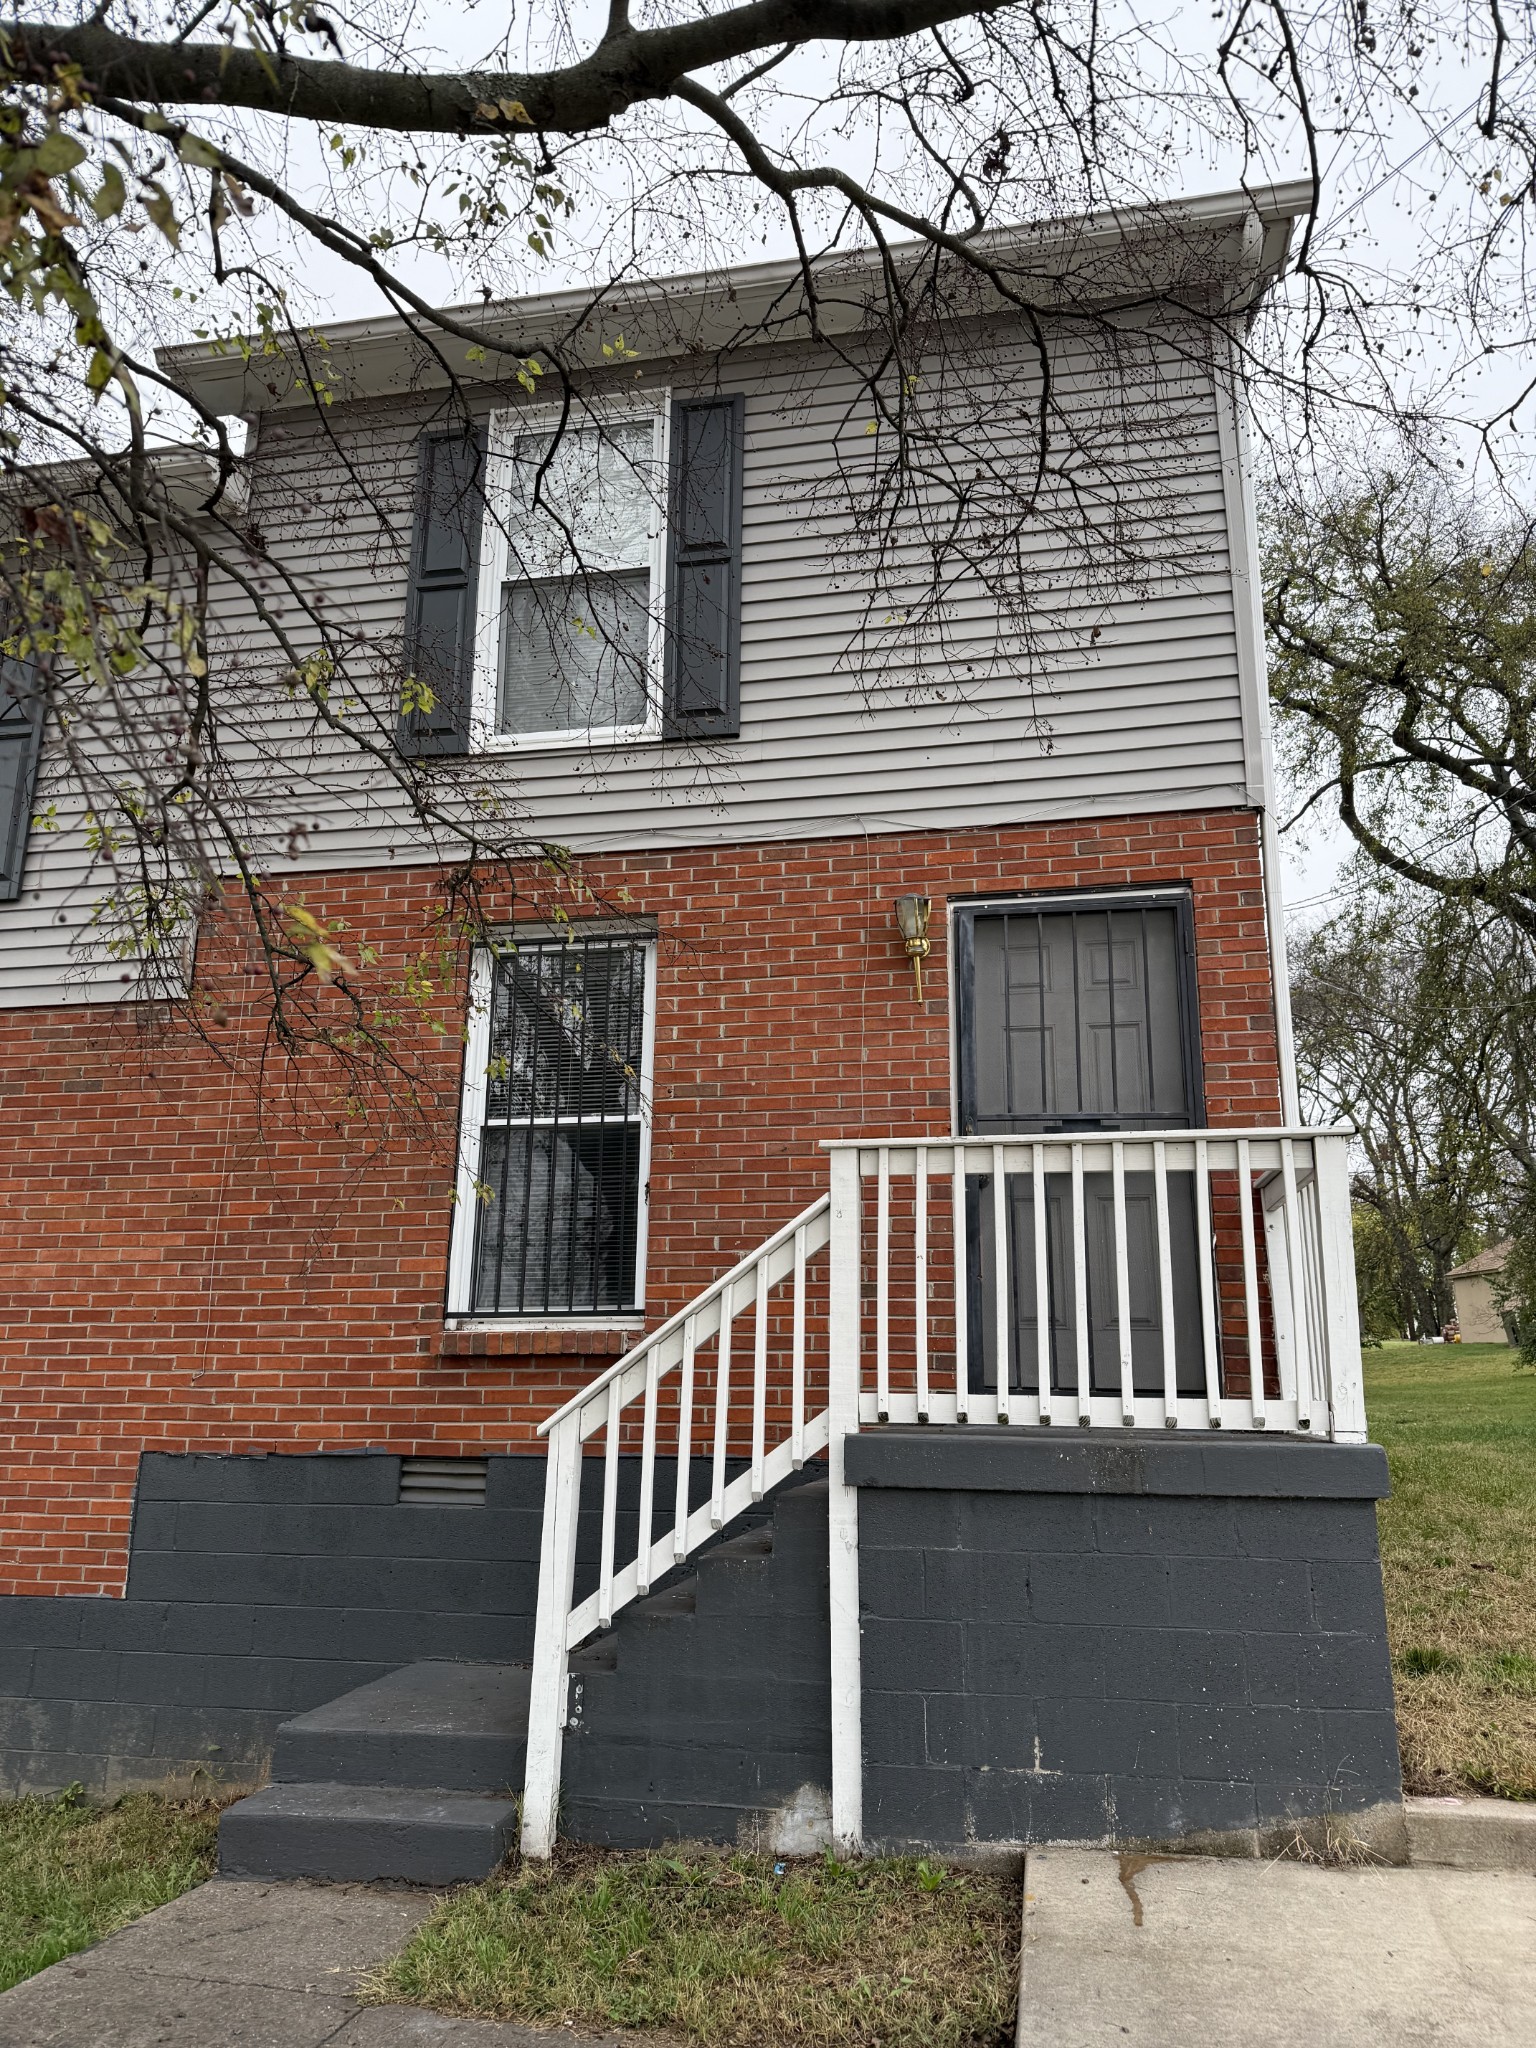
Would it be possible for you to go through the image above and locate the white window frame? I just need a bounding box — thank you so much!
[469,395,671,754]
[446,935,657,1321]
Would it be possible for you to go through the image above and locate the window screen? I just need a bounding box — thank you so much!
[469,938,649,1313]
[497,417,657,738]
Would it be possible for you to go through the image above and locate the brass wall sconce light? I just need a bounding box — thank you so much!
[893,895,932,1002]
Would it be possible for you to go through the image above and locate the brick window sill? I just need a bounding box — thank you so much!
[433,1326,640,1360]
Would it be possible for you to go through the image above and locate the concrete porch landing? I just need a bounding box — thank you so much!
[1020,1847,1536,2047]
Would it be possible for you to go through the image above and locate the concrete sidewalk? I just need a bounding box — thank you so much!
[1020,1847,1536,2046]
[0,1877,634,2048]
[1,1849,1532,2045]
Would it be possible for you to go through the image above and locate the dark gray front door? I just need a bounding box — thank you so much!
[955,894,1209,1397]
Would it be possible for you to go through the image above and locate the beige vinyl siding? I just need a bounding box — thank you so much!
[0,322,1257,1005]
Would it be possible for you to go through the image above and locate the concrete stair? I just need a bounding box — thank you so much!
[219,1660,528,1883]
[218,1478,830,1880]
[271,1659,531,1792]
[219,1780,520,1884]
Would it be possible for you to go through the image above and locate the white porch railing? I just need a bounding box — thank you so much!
[823,1128,1367,1441]
[520,1124,1365,1860]
[519,1195,832,1859]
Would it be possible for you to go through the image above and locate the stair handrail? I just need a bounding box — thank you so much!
[521,1193,834,1861]
[535,1194,833,1438]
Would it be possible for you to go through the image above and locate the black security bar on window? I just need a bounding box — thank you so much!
[469,936,648,1315]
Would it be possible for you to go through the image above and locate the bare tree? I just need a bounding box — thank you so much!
[1291,884,1535,1338]
[2,0,1532,1109]
[1268,468,1536,939]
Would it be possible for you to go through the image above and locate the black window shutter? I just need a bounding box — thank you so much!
[398,426,485,757]
[664,395,745,740]
[0,656,45,905]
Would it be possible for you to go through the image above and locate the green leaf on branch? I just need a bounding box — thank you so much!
[29,131,88,178]
[140,182,180,249]
[176,133,222,170]
[91,165,127,220]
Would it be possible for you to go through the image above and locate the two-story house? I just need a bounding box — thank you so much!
[0,181,1404,1880]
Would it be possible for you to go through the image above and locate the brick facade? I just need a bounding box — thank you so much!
[0,808,1283,1596]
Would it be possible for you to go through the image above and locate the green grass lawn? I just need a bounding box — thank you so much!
[0,1790,220,1993]
[368,1847,1019,2048]
[1366,1341,1536,1800]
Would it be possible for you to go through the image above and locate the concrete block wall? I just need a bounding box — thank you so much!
[848,1431,1402,1853]
[1,1432,1403,1857]
[561,1482,833,1847]
[0,1449,745,1796]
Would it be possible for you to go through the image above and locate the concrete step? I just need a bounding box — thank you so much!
[219,1781,519,1884]
[1406,1795,1536,1873]
[271,1660,530,1792]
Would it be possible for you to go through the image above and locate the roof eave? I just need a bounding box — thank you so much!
[158,177,1316,417]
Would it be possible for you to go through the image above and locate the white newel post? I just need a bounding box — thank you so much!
[520,1411,583,1859]
[1312,1132,1368,1443]
[826,1145,864,1855]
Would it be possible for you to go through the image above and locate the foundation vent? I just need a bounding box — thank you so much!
[398,1456,489,1507]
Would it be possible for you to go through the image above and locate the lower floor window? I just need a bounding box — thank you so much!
[451,934,652,1315]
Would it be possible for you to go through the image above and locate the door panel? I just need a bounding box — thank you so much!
[967,1169,1207,1396]
[957,892,1212,1397]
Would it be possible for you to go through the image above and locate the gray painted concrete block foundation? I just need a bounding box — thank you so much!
[848,1428,1401,1854]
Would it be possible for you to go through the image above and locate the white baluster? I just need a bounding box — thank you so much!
[1154,1139,1177,1428]
[598,1379,621,1629]
[792,1225,808,1466]
[1237,1137,1265,1427]
[953,1144,970,1422]
[1111,1139,1135,1425]
[1033,1141,1051,1426]
[876,1148,891,1422]
[673,1313,696,1562]
[992,1142,1011,1423]
[1279,1138,1312,1432]
[752,1250,770,1500]
[636,1348,659,1594]
[711,1278,734,1528]
[1195,1135,1220,1424]
[914,1146,930,1423]
[1071,1140,1089,1425]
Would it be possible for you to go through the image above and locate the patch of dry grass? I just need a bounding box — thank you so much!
[0,1789,221,1992]
[1367,1342,1536,1799]
[367,1845,1019,2048]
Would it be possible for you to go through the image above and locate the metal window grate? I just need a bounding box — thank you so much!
[398,1457,489,1507]
[470,936,648,1315]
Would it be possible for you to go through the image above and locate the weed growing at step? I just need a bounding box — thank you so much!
[0,1789,221,1991]
[369,1844,1019,2047]
[1368,1342,1536,1800]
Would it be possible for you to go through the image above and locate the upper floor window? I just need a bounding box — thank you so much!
[479,409,665,748]
[397,396,746,761]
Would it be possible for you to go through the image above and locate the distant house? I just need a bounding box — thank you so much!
[1449,1244,1518,1345]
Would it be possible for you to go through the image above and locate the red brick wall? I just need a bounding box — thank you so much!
[0,809,1283,1594]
